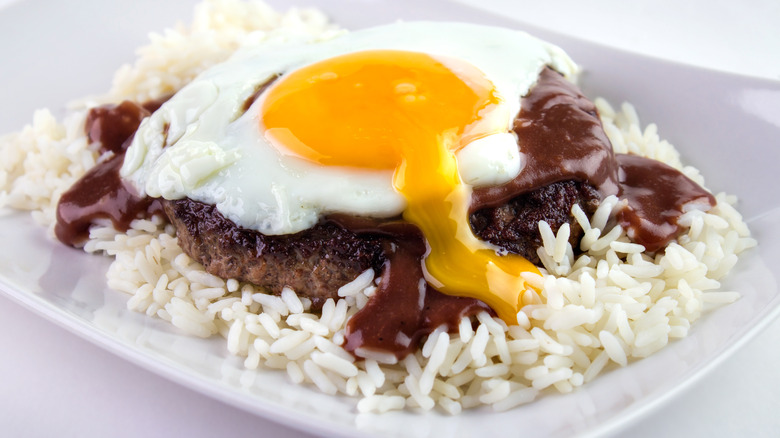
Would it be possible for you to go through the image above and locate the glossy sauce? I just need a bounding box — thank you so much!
[472,67,714,252]
[471,67,619,211]
[54,101,165,246]
[616,154,715,252]
[328,215,490,359]
[85,100,154,154]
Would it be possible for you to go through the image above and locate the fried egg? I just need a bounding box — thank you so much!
[121,21,578,322]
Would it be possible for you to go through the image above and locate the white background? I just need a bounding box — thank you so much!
[1,0,779,437]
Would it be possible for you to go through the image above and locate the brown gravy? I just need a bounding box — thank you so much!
[327,215,490,359]
[472,67,714,253]
[471,67,619,211]
[54,101,165,246]
[616,154,715,252]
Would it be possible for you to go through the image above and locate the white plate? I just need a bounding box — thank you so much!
[2,0,780,437]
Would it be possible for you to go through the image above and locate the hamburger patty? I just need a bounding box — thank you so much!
[470,180,600,265]
[164,198,386,310]
[164,180,597,309]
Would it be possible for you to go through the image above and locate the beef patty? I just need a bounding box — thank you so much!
[470,180,600,264]
[164,198,386,310]
[164,180,599,310]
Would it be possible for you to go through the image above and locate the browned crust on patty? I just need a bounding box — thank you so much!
[163,198,386,310]
[469,180,600,265]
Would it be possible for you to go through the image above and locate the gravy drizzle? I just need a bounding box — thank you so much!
[55,100,166,246]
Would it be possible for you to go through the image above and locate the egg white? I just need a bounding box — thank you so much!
[121,21,577,235]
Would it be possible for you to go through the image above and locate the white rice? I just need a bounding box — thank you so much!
[0,0,756,414]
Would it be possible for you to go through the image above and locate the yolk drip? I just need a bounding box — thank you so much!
[261,50,539,323]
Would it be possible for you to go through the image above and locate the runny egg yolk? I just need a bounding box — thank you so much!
[261,50,539,323]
